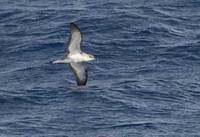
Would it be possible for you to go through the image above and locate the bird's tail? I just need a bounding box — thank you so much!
[52,59,69,64]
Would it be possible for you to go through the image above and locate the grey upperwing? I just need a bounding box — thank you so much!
[65,23,82,56]
[69,62,88,86]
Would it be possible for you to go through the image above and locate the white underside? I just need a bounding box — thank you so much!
[53,53,94,64]
[68,53,87,62]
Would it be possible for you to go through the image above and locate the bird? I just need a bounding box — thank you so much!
[53,23,95,86]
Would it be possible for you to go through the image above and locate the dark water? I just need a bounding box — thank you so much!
[1,0,200,136]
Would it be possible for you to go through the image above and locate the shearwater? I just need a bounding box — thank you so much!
[53,23,95,86]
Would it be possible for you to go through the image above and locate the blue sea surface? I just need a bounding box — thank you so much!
[0,0,200,136]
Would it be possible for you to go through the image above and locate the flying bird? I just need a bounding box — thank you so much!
[53,23,95,86]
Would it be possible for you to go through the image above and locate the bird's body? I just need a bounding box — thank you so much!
[53,53,93,63]
[68,52,95,62]
[53,23,95,86]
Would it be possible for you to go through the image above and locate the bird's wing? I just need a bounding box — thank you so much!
[69,62,88,86]
[66,23,82,55]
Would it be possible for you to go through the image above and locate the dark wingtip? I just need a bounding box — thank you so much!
[70,22,75,27]
[77,81,87,86]
[70,22,81,32]
[77,83,86,86]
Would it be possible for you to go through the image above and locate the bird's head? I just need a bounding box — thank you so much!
[83,53,95,61]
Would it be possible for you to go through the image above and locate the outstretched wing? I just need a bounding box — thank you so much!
[66,23,82,55]
[69,62,88,86]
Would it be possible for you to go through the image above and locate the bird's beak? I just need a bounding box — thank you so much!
[92,55,95,59]
[89,54,95,60]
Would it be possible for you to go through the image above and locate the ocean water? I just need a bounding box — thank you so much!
[0,0,200,136]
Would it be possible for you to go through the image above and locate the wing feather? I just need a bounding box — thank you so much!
[66,23,82,55]
[69,62,88,86]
